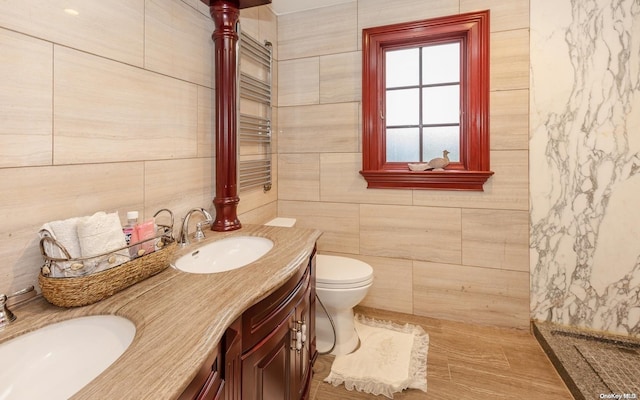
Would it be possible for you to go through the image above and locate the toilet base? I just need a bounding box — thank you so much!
[316,307,359,356]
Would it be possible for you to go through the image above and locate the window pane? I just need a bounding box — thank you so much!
[422,126,460,162]
[386,48,419,87]
[386,88,419,126]
[422,42,460,84]
[422,85,459,124]
[386,128,420,161]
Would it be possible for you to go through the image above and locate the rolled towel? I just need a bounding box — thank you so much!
[39,217,83,277]
[77,211,130,273]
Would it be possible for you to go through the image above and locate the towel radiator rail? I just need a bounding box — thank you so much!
[238,29,272,192]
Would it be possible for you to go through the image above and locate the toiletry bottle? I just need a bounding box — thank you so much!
[136,218,156,256]
[123,211,139,257]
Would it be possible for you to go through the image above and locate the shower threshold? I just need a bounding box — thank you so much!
[533,321,640,400]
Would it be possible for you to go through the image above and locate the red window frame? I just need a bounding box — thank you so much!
[360,10,493,191]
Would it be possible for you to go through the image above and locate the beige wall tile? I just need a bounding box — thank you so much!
[278,58,320,106]
[491,89,529,150]
[197,86,215,158]
[413,261,530,328]
[319,52,361,104]
[144,158,214,221]
[238,181,278,216]
[279,153,320,201]
[413,150,529,211]
[360,204,462,264]
[460,0,529,32]
[491,29,530,91]
[278,200,359,254]
[0,29,52,168]
[0,163,144,294]
[53,46,198,164]
[278,2,357,60]
[240,6,261,39]
[356,254,413,314]
[238,201,278,225]
[462,209,529,272]
[358,0,459,48]
[145,0,214,88]
[320,153,412,205]
[278,103,360,153]
[0,0,144,66]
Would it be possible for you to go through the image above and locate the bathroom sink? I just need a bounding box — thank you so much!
[172,235,274,274]
[0,315,135,400]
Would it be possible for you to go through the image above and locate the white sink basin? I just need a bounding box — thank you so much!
[173,235,274,274]
[0,315,135,400]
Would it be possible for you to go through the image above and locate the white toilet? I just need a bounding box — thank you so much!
[315,254,373,355]
[263,218,374,356]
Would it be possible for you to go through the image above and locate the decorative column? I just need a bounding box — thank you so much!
[210,0,241,231]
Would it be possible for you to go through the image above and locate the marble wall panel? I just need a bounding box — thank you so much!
[0,0,144,66]
[462,209,529,272]
[53,47,198,164]
[278,103,360,153]
[0,29,52,168]
[278,2,357,60]
[278,200,360,254]
[530,0,640,336]
[145,0,214,88]
[413,261,530,328]
[360,204,462,264]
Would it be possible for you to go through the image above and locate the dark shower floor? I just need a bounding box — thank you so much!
[533,321,640,399]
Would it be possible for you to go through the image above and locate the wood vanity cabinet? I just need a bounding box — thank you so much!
[181,248,316,400]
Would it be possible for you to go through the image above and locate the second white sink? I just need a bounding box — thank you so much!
[0,315,135,400]
[173,236,274,274]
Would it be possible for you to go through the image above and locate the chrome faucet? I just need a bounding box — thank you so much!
[178,208,214,247]
[0,286,36,330]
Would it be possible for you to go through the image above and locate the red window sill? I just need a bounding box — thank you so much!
[360,169,494,191]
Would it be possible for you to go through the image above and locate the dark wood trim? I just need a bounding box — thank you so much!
[208,0,242,231]
[361,10,493,191]
[200,0,271,9]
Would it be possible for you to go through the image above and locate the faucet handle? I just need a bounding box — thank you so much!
[0,286,35,328]
[0,293,17,328]
[194,220,212,241]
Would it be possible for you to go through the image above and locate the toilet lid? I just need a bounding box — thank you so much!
[315,255,373,288]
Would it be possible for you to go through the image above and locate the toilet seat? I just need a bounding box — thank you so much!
[316,255,373,289]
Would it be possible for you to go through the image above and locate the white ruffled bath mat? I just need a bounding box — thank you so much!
[324,314,429,399]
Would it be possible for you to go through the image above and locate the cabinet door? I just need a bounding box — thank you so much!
[292,287,312,400]
[224,318,242,400]
[241,313,294,400]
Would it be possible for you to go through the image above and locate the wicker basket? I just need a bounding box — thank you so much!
[38,209,177,308]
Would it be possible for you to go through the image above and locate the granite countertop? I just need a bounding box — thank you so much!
[0,224,321,400]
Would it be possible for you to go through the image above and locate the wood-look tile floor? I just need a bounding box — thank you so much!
[309,307,573,400]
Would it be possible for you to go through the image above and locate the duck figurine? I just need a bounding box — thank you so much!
[427,150,450,170]
[407,150,450,171]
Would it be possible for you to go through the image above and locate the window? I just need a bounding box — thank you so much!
[360,11,493,191]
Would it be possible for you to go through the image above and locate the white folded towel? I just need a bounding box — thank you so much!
[77,211,130,273]
[39,217,83,277]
